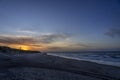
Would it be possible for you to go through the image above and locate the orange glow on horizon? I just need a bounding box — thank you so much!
[20,45,30,50]
[8,44,46,51]
[8,44,31,51]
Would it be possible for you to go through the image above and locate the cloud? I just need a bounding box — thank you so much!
[0,35,36,45]
[0,33,71,45]
[68,43,93,48]
[16,30,37,34]
[38,33,71,43]
[104,28,120,38]
[46,42,94,52]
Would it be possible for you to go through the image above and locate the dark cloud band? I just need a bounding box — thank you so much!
[0,34,71,45]
[104,28,120,38]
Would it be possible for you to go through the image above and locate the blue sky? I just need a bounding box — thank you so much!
[0,0,120,51]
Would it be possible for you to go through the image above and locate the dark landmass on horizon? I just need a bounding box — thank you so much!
[0,46,40,54]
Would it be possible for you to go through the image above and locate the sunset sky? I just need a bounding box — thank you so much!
[0,0,120,52]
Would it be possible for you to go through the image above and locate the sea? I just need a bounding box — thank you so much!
[48,51,120,67]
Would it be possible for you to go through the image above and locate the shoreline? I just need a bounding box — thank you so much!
[48,53,120,67]
[48,54,120,67]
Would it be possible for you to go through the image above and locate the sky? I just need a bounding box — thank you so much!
[0,0,120,52]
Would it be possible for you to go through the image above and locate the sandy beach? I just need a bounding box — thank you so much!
[0,53,120,80]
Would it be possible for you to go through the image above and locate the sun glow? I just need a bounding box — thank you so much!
[20,45,30,50]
